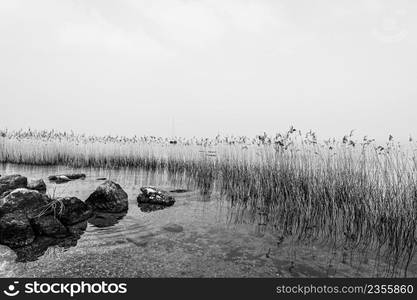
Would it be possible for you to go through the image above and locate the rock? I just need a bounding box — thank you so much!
[12,235,81,263]
[67,221,87,237]
[162,223,184,233]
[0,175,28,197]
[0,189,51,218]
[30,215,68,238]
[137,187,175,206]
[27,179,47,193]
[0,189,51,247]
[48,174,86,183]
[0,244,17,262]
[126,237,148,248]
[0,191,11,199]
[65,174,86,180]
[0,189,92,260]
[12,224,87,263]
[170,189,189,193]
[12,236,55,262]
[57,197,93,226]
[137,187,175,212]
[0,213,35,247]
[49,175,71,184]
[85,181,128,213]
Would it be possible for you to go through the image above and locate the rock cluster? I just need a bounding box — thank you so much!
[0,172,181,261]
[0,189,92,247]
[0,175,129,259]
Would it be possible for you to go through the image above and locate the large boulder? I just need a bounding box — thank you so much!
[57,197,93,225]
[0,189,51,247]
[137,187,175,207]
[0,213,35,247]
[85,181,128,213]
[0,175,28,198]
[27,179,47,193]
[0,189,51,218]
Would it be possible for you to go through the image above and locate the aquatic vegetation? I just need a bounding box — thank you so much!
[1,127,417,276]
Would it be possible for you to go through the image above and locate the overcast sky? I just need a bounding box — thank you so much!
[0,0,416,141]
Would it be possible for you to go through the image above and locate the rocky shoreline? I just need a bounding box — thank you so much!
[0,174,178,262]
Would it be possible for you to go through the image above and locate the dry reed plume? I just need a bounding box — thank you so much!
[1,127,416,276]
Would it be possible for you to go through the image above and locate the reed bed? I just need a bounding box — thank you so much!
[1,128,417,276]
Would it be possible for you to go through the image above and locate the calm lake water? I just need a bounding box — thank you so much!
[1,163,416,278]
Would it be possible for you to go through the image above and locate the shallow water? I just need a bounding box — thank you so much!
[1,163,416,278]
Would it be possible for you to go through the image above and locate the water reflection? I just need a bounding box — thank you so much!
[137,203,170,213]
[9,209,129,262]
[88,211,127,228]
[12,221,88,262]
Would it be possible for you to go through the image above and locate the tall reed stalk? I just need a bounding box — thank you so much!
[1,128,416,275]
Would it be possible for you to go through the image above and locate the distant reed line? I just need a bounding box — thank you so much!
[1,128,417,276]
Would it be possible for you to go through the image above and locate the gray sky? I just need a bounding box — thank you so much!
[1,0,416,141]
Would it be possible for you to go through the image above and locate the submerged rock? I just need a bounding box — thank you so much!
[65,174,86,180]
[30,215,68,238]
[12,236,56,262]
[126,237,148,248]
[170,189,189,193]
[162,223,184,233]
[0,213,35,247]
[27,179,47,193]
[67,221,88,237]
[137,187,175,207]
[88,211,127,228]
[48,174,86,184]
[13,234,83,263]
[0,175,28,198]
[57,197,93,226]
[85,180,128,213]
